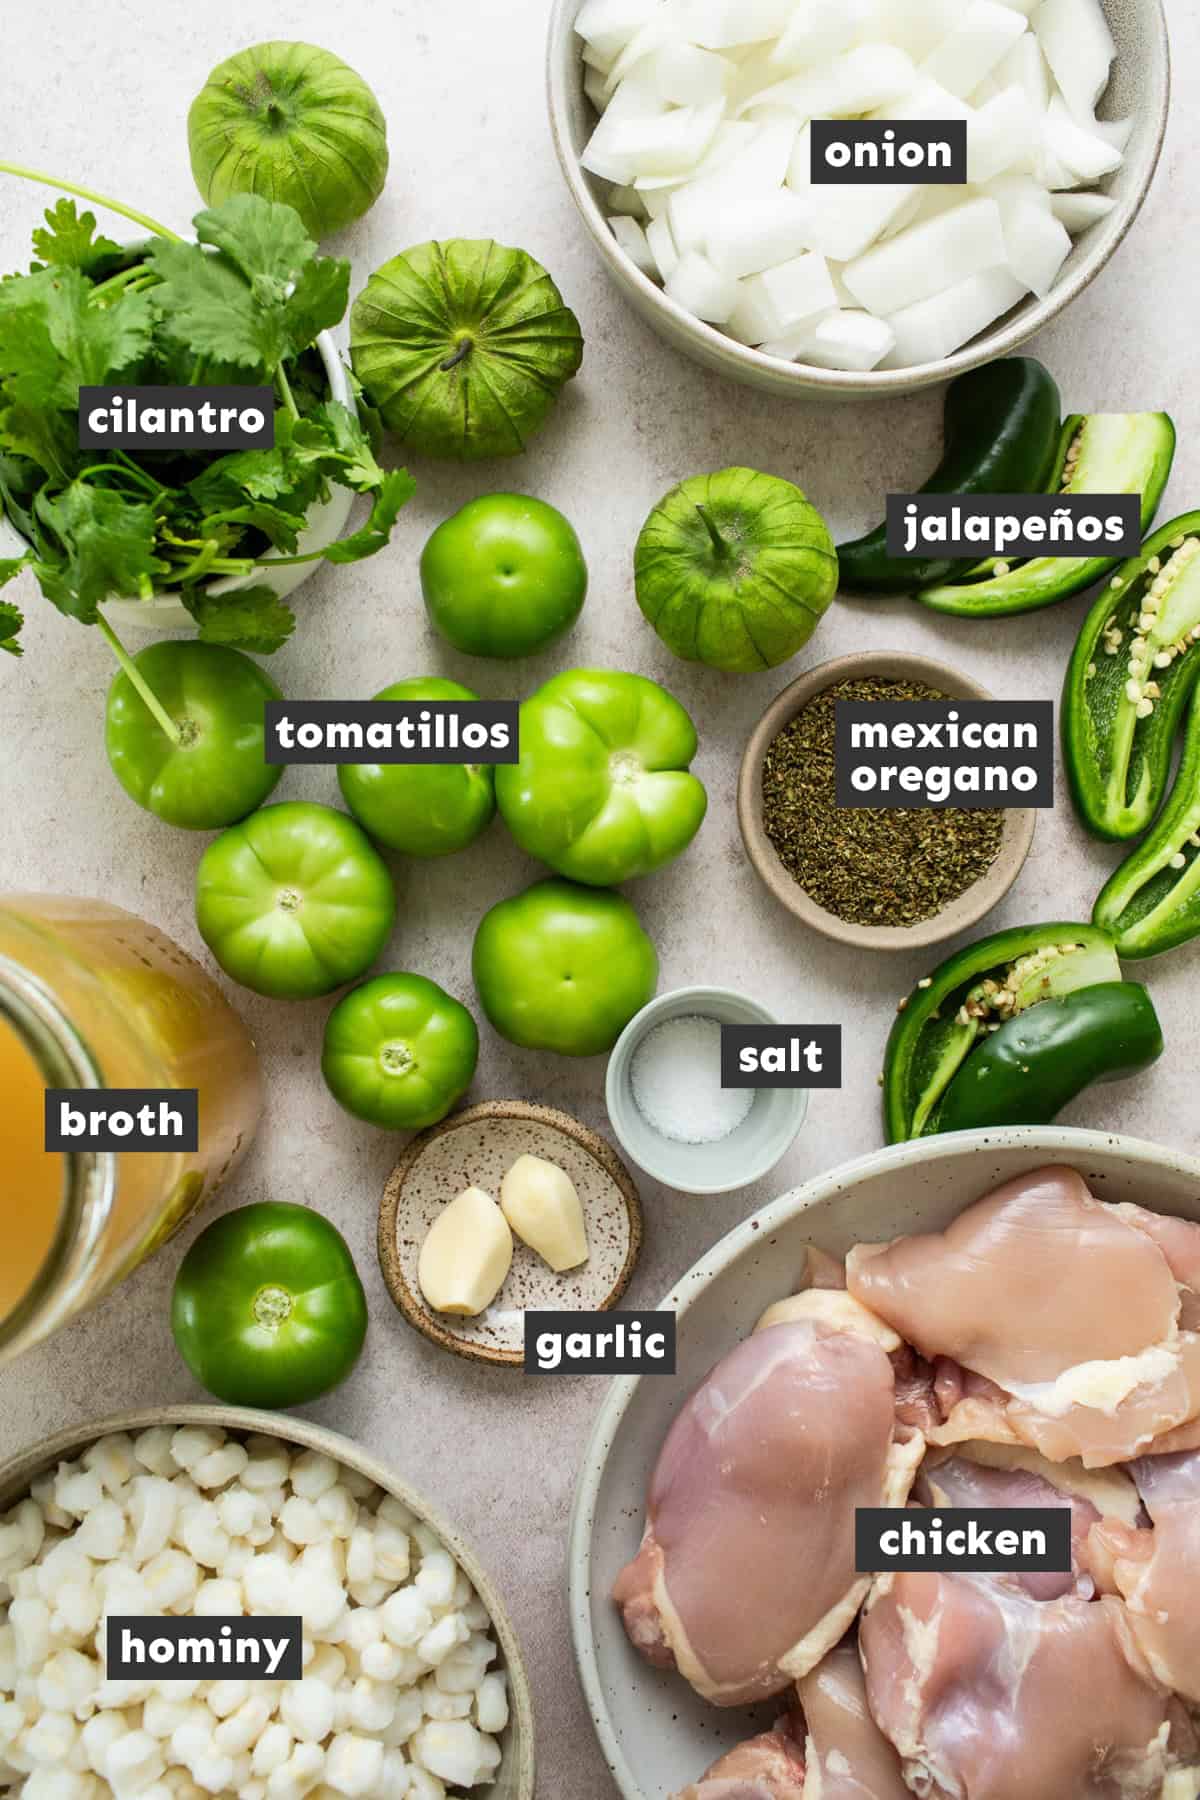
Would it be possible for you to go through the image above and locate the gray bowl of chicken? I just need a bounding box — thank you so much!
[569,1127,1200,1800]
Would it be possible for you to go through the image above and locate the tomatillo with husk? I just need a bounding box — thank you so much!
[187,41,388,239]
[322,973,478,1130]
[635,467,838,673]
[349,239,584,461]
[171,1201,368,1408]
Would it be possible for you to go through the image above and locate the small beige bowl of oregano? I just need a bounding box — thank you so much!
[737,651,1037,952]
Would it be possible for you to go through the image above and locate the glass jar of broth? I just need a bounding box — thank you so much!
[0,895,263,1365]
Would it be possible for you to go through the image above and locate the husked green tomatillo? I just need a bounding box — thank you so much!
[188,41,388,238]
[495,669,707,886]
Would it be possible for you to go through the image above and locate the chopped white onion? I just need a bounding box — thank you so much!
[579,0,1128,370]
[1050,189,1116,231]
[886,266,1028,366]
[843,197,1007,316]
[608,215,658,275]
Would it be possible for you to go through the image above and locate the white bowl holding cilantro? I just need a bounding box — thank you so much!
[0,177,414,665]
[105,332,355,634]
[0,331,356,636]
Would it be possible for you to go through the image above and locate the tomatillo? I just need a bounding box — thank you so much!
[421,494,587,658]
[105,641,282,830]
[322,973,478,1129]
[635,467,838,673]
[495,669,707,885]
[171,1201,368,1408]
[338,677,496,856]
[472,877,657,1056]
[196,802,396,999]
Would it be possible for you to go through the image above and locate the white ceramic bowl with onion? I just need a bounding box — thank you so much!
[547,0,1170,399]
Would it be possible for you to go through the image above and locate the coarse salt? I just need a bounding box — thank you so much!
[630,1014,755,1145]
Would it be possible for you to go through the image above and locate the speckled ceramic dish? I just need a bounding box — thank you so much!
[0,1404,535,1800]
[568,1127,1200,1800]
[738,650,1037,952]
[547,0,1170,400]
[378,1102,643,1367]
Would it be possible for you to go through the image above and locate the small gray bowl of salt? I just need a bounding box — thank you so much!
[604,988,809,1196]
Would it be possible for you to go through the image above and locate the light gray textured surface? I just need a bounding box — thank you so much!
[1,5,1198,1797]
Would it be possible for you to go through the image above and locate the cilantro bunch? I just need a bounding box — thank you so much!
[0,175,415,664]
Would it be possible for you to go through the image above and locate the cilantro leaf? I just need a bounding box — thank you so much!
[323,469,416,564]
[282,257,351,354]
[194,197,316,296]
[145,238,283,374]
[32,482,164,623]
[0,595,23,656]
[0,269,153,403]
[196,501,305,555]
[0,302,79,477]
[31,200,124,275]
[291,401,385,493]
[41,270,155,390]
[183,584,296,653]
[191,197,350,359]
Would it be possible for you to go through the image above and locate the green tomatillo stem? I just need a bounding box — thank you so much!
[695,503,730,560]
[96,610,182,744]
[0,163,184,241]
[439,339,473,373]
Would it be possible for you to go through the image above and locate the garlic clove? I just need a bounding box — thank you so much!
[499,1155,590,1274]
[417,1188,513,1317]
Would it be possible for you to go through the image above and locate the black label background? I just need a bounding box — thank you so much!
[720,1025,842,1089]
[810,119,967,184]
[46,1089,199,1153]
[835,700,1054,810]
[523,1311,676,1375]
[79,386,274,449]
[106,1617,302,1681]
[265,701,519,765]
[885,493,1143,559]
[856,1508,1072,1574]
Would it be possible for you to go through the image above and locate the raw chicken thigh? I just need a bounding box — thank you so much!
[1093,1451,1200,1705]
[795,1639,910,1800]
[672,1640,910,1800]
[625,1167,1200,1800]
[847,1166,1200,1467]
[613,1317,922,1705]
[860,1571,1199,1800]
[918,1441,1140,1600]
[673,1710,807,1800]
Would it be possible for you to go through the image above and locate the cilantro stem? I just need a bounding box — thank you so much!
[96,611,182,744]
[89,264,148,300]
[275,362,300,421]
[0,163,184,241]
[78,460,162,497]
[114,451,167,495]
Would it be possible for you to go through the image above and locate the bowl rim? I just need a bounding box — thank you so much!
[377,1100,645,1367]
[0,1401,536,1800]
[736,649,1038,950]
[567,1124,1200,1800]
[604,985,810,1194]
[546,0,1172,397]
